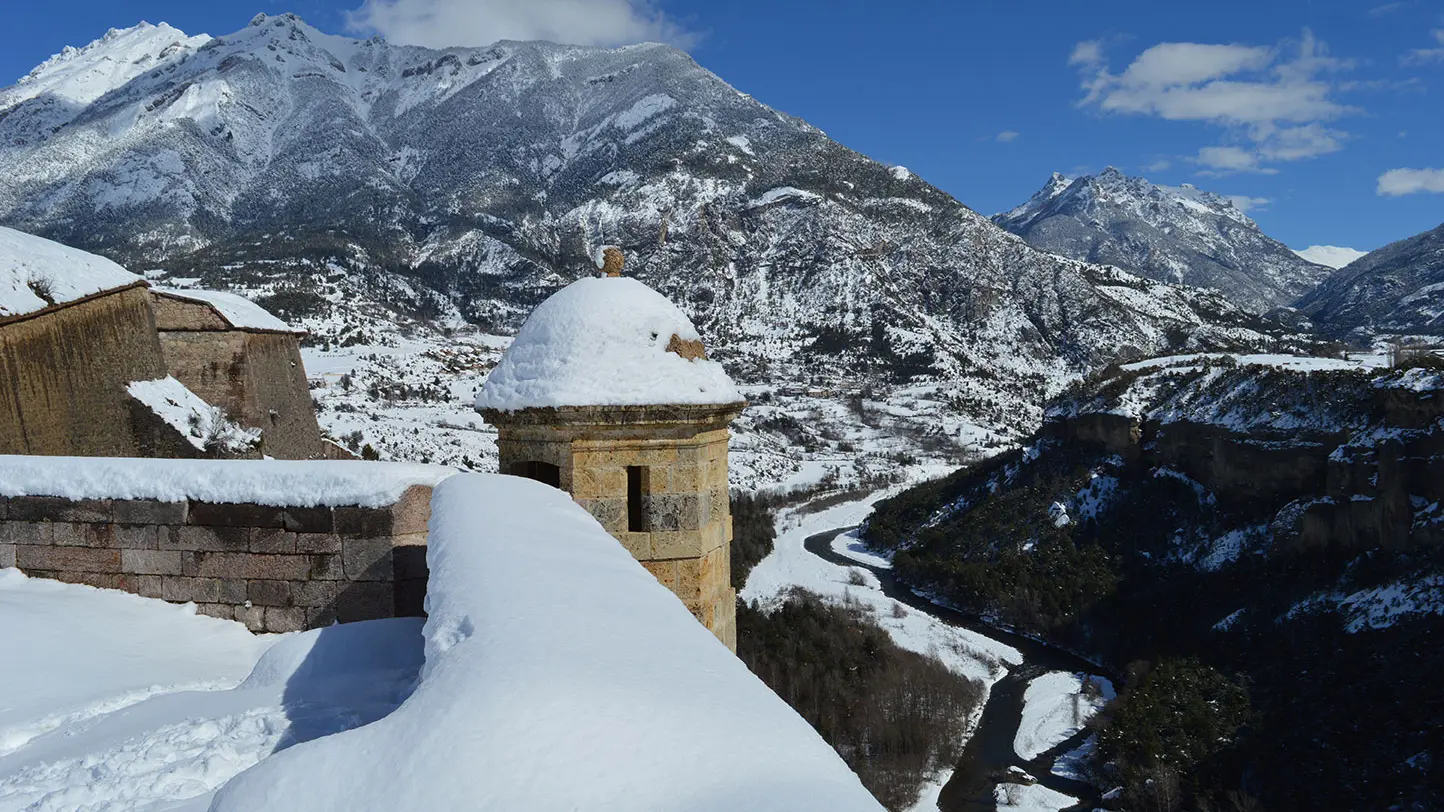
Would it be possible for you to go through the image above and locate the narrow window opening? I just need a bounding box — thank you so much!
[510,460,560,489]
[627,465,648,532]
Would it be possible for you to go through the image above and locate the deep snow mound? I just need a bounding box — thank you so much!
[210,473,883,812]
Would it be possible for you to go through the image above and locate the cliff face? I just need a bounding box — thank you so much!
[864,353,1444,809]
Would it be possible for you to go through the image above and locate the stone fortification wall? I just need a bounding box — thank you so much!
[0,285,170,456]
[0,484,432,633]
[152,294,323,460]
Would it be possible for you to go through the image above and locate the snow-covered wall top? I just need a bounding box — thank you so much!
[211,473,883,812]
[153,288,299,333]
[0,226,142,319]
[476,276,742,411]
[0,456,454,507]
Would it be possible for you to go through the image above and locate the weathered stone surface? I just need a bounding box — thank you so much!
[305,605,339,628]
[392,486,432,535]
[17,545,120,573]
[163,576,223,604]
[279,506,333,533]
[196,603,237,622]
[115,524,159,550]
[335,582,393,622]
[264,606,306,633]
[235,604,265,631]
[188,501,286,528]
[192,552,312,580]
[165,525,250,552]
[334,506,393,537]
[0,495,7,520]
[293,579,347,608]
[308,553,345,580]
[218,578,249,604]
[250,528,297,554]
[248,579,292,607]
[135,574,163,599]
[113,499,187,525]
[1,521,51,546]
[121,549,183,576]
[8,496,112,523]
[342,538,393,581]
[295,533,341,553]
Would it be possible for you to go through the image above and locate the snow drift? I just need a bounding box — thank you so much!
[210,473,882,812]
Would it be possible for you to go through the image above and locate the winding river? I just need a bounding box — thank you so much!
[802,527,1115,812]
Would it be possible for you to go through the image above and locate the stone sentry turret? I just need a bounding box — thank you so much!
[475,249,745,650]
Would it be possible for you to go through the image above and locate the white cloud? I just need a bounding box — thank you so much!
[1367,2,1404,17]
[1143,159,1172,172]
[1377,167,1444,196]
[345,0,695,49]
[1225,194,1270,213]
[1402,29,1444,65]
[1073,30,1357,174]
[996,130,1019,143]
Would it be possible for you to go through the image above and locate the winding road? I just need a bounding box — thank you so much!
[802,527,1114,812]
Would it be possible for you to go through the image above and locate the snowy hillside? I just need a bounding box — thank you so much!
[0,16,1285,484]
[1297,221,1444,339]
[995,169,1332,313]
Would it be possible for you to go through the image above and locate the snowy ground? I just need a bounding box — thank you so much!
[992,776,1078,812]
[0,569,424,812]
[1013,671,1115,761]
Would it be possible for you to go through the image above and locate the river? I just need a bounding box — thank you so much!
[802,527,1115,812]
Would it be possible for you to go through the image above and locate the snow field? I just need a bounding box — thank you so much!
[992,777,1078,812]
[1013,671,1115,762]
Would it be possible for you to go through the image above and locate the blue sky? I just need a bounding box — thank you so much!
[3,0,1441,251]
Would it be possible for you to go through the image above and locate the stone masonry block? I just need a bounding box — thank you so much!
[264,607,305,633]
[641,559,678,590]
[280,507,334,534]
[166,525,250,552]
[115,525,160,550]
[135,574,163,599]
[306,605,339,628]
[250,528,297,554]
[644,493,701,532]
[196,604,237,622]
[8,496,111,523]
[615,532,653,560]
[0,543,14,569]
[248,579,292,607]
[335,581,394,622]
[293,579,347,608]
[218,579,249,604]
[121,549,183,576]
[391,486,432,535]
[188,502,286,529]
[650,530,706,560]
[576,498,626,534]
[296,533,341,554]
[392,544,428,581]
[235,604,265,631]
[342,538,393,581]
[163,576,223,604]
[0,522,51,546]
[0,495,6,520]
[334,506,393,537]
[17,545,120,573]
[113,499,187,525]
[193,552,313,581]
[49,571,125,590]
[308,554,344,580]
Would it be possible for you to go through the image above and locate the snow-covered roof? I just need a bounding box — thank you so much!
[126,376,260,453]
[0,456,454,507]
[476,276,742,411]
[210,473,884,812]
[153,287,300,333]
[0,226,143,320]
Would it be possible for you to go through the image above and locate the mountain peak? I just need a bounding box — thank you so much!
[994,168,1331,312]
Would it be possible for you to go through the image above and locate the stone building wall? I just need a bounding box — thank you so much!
[0,284,170,457]
[484,404,742,650]
[0,486,431,632]
[152,294,324,459]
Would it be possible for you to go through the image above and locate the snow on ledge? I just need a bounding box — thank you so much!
[0,226,142,320]
[210,474,884,812]
[126,376,260,453]
[152,287,299,333]
[0,456,455,507]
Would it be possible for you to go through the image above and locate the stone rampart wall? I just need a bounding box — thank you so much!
[0,486,430,632]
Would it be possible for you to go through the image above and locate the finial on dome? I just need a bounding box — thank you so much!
[600,246,625,278]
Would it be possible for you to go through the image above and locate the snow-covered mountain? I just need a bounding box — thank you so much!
[994,169,1332,313]
[0,16,1284,483]
[1293,245,1366,270]
[1298,221,1444,339]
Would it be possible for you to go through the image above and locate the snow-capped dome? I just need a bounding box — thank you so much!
[0,226,142,319]
[476,276,741,411]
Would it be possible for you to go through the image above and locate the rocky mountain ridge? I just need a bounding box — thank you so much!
[0,15,1288,484]
[994,168,1333,314]
[1298,221,1444,339]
